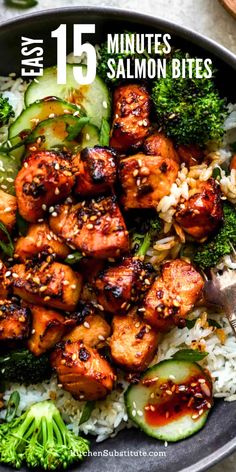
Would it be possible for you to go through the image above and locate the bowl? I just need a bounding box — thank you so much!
[0,6,236,472]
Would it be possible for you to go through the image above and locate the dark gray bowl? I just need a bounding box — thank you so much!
[0,6,236,472]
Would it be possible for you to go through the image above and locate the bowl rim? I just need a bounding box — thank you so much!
[0,5,236,472]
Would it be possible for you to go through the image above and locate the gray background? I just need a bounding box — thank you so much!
[0,0,235,470]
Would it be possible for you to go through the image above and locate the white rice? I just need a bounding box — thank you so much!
[0,73,236,442]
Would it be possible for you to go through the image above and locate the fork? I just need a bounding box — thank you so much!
[204,269,236,336]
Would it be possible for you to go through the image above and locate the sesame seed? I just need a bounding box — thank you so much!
[5,271,11,277]
[191,413,199,419]
[137,410,143,417]
[86,223,93,229]
[84,321,90,329]
[144,278,150,285]
[55,187,60,195]
[38,218,44,223]
[42,204,47,211]
[54,163,60,170]
[98,334,105,341]
[71,284,76,289]
[24,162,28,168]
[166,390,172,396]
[51,212,58,217]
[133,169,139,177]
[132,409,137,417]
[169,374,176,380]
[49,206,55,213]
[72,353,77,361]
[39,286,47,292]
[150,405,155,412]
[96,304,104,311]
[85,133,90,141]
[31,329,36,334]
[102,100,108,109]
[79,395,85,400]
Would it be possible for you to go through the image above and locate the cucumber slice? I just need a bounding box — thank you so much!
[125,359,213,442]
[0,152,20,195]
[28,115,100,153]
[25,64,111,129]
[8,98,82,160]
[80,124,100,148]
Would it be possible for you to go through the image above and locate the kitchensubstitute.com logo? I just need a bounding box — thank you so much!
[82,448,167,457]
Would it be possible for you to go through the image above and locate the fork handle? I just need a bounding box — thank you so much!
[228,311,236,337]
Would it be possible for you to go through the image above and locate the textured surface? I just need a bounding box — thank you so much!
[0,1,236,471]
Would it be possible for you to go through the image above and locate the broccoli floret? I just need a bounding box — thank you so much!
[0,400,90,469]
[131,215,162,257]
[151,51,226,145]
[97,31,151,86]
[194,202,236,269]
[0,349,52,385]
[0,95,14,127]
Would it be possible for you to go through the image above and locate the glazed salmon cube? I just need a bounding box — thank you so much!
[110,309,158,372]
[119,153,179,209]
[175,179,223,240]
[143,259,204,331]
[49,195,129,259]
[63,313,111,348]
[51,341,115,401]
[15,151,74,223]
[14,222,70,262]
[110,84,150,153]
[94,257,152,314]
[73,146,117,197]
[0,189,17,233]
[28,304,69,356]
[11,261,82,312]
[0,260,11,300]
[0,299,30,342]
[143,132,179,163]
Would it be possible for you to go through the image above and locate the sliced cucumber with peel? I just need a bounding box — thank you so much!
[80,124,100,148]
[25,64,111,129]
[125,360,213,442]
[8,98,83,160]
[0,152,20,195]
[28,115,99,153]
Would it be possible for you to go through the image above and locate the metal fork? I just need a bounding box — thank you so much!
[204,269,236,336]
